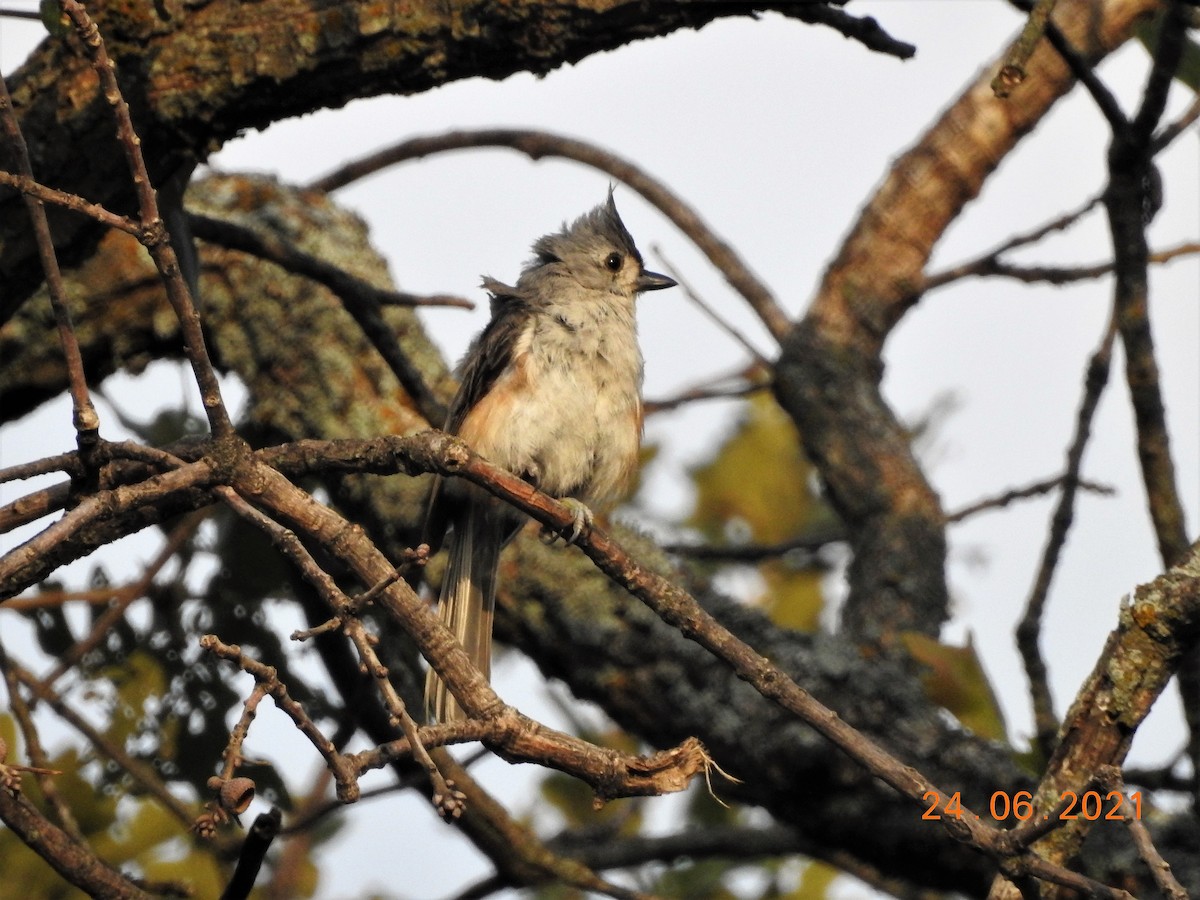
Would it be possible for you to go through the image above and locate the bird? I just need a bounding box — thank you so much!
[423,192,676,724]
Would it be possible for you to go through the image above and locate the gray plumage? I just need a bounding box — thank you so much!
[424,194,675,723]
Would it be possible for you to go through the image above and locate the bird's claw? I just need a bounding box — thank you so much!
[541,498,593,545]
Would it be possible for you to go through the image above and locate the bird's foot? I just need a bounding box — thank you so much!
[541,498,594,546]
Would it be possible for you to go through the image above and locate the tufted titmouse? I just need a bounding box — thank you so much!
[423,193,676,723]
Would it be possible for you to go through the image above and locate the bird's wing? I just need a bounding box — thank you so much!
[423,281,531,549]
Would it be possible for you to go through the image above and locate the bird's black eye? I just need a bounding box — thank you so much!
[604,252,623,272]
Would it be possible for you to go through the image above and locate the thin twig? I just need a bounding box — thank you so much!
[188,213,473,309]
[946,473,1115,524]
[661,527,844,563]
[187,211,453,426]
[35,510,204,687]
[1095,767,1188,900]
[221,682,272,781]
[644,375,769,415]
[1151,92,1200,153]
[0,452,83,485]
[926,241,1200,290]
[650,244,770,365]
[189,207,464,424]
[279,752,486,835]
[994,0,1061,96]
[213,485,458,813]
[60,0,235,438]
[0,73,101,449]
[0,171,140,234]
[545,823,925,900]
[430,748,663,900]
[922,194,1101,291]
[7,657,197,828]
[1128,816,1189,900]
[1016,314,1118,759]
[200,635,361,800]
[341,573,465,817]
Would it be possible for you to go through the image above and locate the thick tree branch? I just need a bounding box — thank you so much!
[999,540,1200,898]
[774,0,1158,642]
[0,0,906,317]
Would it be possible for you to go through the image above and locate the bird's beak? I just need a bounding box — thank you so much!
[637,269,677,292]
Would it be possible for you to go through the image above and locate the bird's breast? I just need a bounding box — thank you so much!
[462,305,643,506]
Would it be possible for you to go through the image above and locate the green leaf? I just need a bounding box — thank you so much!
[688,394,818,545]
[757,564,824,633]
[901,632,1008,742]
[38,0,69,37]
[102,650,167,749]
[784,860,838,899]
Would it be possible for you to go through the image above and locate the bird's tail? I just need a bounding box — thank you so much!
[424,502,503,724]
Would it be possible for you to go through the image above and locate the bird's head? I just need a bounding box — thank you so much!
[528,191,676,299]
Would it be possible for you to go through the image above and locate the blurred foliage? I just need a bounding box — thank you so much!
[688,394,817,546]
[688,393,830,633]
[0,717,225,900]
[901,632,1008,743]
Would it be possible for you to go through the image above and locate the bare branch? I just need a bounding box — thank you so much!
[200,634,361,802]
[662,526,843,563]
[0,643,85,841]
[1017,316,1118,759]
[644,364,769,415]
[1152,92,1200,153]
[6,657,197,829]
[650,244,771,365]
[0,171,139,235]
[0,72,101,448]
[428,750,662,900]
[0,788,153,899]
[35,510,204,686]
[1094,767,1190,900]
[927,241,1200,289]
[946,472,1115,524]
[922,193,1103,291]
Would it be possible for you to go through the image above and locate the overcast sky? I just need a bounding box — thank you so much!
[2,3,1199,897]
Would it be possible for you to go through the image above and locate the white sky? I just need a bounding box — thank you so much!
[2,3,1199,898]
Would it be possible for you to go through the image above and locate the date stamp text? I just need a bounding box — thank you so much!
[922,789,1142,823]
